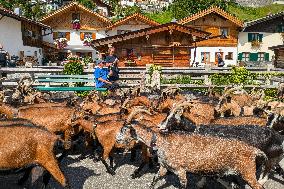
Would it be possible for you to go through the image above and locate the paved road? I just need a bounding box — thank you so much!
[1,152,284,189]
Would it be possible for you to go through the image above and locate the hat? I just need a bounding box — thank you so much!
[96,59,105,65]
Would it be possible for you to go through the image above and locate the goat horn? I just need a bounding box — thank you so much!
[126,108,152,123]
[170,100,194,115]
[121,97,130,109]
[218,86,244,105]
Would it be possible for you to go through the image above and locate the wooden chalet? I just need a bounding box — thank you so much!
[41,2,111,60]
[92,22,211,67]
[269,45,284,68]
[178,6,244,66]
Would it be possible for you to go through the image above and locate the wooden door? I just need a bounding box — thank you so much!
[215,52,224,65]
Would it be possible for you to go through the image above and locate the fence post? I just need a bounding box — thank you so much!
[145,64,151,86]
[266,64,275,85]
[204,64,212,85]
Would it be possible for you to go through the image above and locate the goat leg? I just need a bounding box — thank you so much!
[150,166,167,189]
[100,157,116,175]
[177,169,187,189]
[38,151,68,187]
[18,166,34,185]
[131,161,147,179]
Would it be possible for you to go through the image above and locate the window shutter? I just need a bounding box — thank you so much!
[249,53,258,61]
[258,34,263,42]
[53,32,58,40]
[66,32,70,41]
[248,33,253,42]
[277,25,282,32]
[80,32,85,41]
[238,53,243,61]
[265,53,269,61]
[92,33,96,40]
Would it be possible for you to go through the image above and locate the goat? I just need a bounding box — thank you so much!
[128,123,266,189]
[0,124,69,188]
[159,102,284,184]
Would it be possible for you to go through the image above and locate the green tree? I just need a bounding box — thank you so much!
[170,0,228,20]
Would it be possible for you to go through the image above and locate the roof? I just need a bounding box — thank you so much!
[269,44,284,50]
[41,1,111,24]
[0,7,50,29]
[107,13,160,29]
[245,11,284,28]
[178,6,244,27]
[93,22,211,47]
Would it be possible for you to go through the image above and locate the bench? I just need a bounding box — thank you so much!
[34,75,107,92]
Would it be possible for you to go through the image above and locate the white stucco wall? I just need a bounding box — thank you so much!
[107,24,152,36]
[52,29,107,60]
[238,32,282,60]
[191,47,238,66]
[0,16,43,65]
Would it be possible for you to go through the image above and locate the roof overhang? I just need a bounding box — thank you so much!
[92,22,211,48]
[41,2,111,25]
[178,6,244,28]
[245,11,284,30]
[0,7,51,29]
[269,45,284,50]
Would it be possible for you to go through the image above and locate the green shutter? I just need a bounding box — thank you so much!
[277,25,282,33]
[258,34,263,42]
[249,53,258,61]
[265,53,269,61]
[248,33,253,42]
[238,53,243,61]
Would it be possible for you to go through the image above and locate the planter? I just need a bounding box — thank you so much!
[72,21,80,30]
[54,38,68,49]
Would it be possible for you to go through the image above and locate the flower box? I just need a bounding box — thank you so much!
[83,37,93,47]
[72,19,80,30]
[54,38,68,49]
[251,40,261,48]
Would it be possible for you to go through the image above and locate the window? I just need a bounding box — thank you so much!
[84,32,92,39]
[117,30,131,35]
[242,52,250,61]
[72,13,80,21]
[225,52,233,60]
[277,24,284,32]
[248,33,263,42]
[220,28,229,37]
[258,52,265,61]
[58,32,66,38]
[201,52,210,63]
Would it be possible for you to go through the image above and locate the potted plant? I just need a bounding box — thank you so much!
[251,40,261,48]
[72,19,80,30]
[54,38,68,49]
[83,37,93,47]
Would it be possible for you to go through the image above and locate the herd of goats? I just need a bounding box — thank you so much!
[0,76,284,189]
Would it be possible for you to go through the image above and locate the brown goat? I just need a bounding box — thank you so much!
[0,125,68,188]
[130,124,266,189]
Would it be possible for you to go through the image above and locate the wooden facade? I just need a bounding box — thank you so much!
[41,2,111,30]
[93,23,210,67]
[21,21,43,48]
[178,7,243,48]
[269,45,284,68]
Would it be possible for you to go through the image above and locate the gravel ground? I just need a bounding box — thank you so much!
[1,151,283,189]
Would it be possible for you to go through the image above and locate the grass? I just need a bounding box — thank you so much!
[145,4,284,23]
[228,4,284,22]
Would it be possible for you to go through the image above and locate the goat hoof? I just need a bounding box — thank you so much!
[108,169,116,176]
[131,172,142,179]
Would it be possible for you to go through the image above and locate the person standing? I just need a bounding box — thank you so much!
[0,44,9,67]
[105,47,119,82]
[217,52,225,67]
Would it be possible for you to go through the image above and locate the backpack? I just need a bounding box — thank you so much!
[0,51,7,62]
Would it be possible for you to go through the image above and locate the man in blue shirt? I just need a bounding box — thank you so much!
[94,59,118,91]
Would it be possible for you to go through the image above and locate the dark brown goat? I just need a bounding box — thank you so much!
[0,125,68,188]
